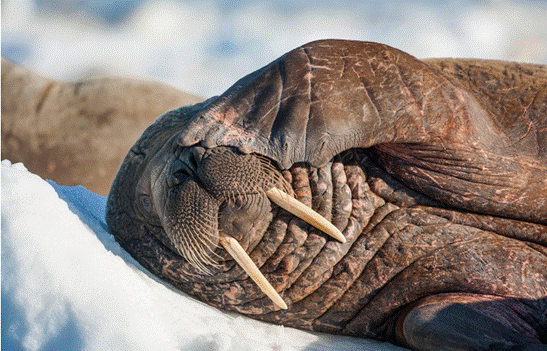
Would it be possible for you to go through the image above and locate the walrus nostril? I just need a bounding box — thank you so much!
[190,146,206,168]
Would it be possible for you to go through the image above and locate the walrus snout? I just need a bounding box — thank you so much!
[161,145,285,261]
[147,145,291,275]
[144,144,346,307]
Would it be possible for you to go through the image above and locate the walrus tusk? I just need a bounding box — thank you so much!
[219,235,288,310]
[265,187,347,243]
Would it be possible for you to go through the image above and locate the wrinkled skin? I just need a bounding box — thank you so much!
[107,40,547,350]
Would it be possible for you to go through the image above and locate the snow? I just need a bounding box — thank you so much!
[1,161,409,350]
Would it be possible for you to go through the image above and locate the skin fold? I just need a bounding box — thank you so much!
[107,40,547,350]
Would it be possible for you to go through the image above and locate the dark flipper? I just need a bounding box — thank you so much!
[396,293,547,351]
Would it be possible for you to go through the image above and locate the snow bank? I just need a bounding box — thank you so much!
[1,160,408,351]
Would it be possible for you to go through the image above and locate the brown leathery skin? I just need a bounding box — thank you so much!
[424,58,547,157]
[176,40,546,224]
[1,59,203,195]
[106,40,547,349]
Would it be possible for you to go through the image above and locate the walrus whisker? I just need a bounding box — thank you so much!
[218,235,288,310]
[191,233,222,269]
[256,154,293,195]
[198,230,222,251]
[179,224,221,275]
[265,187,346,243]
[182,233,211,274]
[188,231,215,263]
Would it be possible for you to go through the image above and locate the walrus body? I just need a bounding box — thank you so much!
[107,40,547,350]
[1,59,202,195]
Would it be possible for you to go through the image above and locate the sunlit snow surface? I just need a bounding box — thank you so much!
[1,161,409,350]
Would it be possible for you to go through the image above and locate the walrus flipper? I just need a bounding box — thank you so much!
[177,39,488,170]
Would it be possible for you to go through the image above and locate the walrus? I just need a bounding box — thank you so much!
[1,59,203,195]
[106,40,547,350]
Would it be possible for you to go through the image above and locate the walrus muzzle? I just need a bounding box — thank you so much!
[147,145,345,308]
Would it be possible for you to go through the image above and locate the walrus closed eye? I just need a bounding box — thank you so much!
[107,40,547,350]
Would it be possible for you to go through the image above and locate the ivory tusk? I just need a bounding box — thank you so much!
[265,187,346,243]
[219,236,288,310]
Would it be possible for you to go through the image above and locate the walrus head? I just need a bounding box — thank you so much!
[107,99,347,310]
